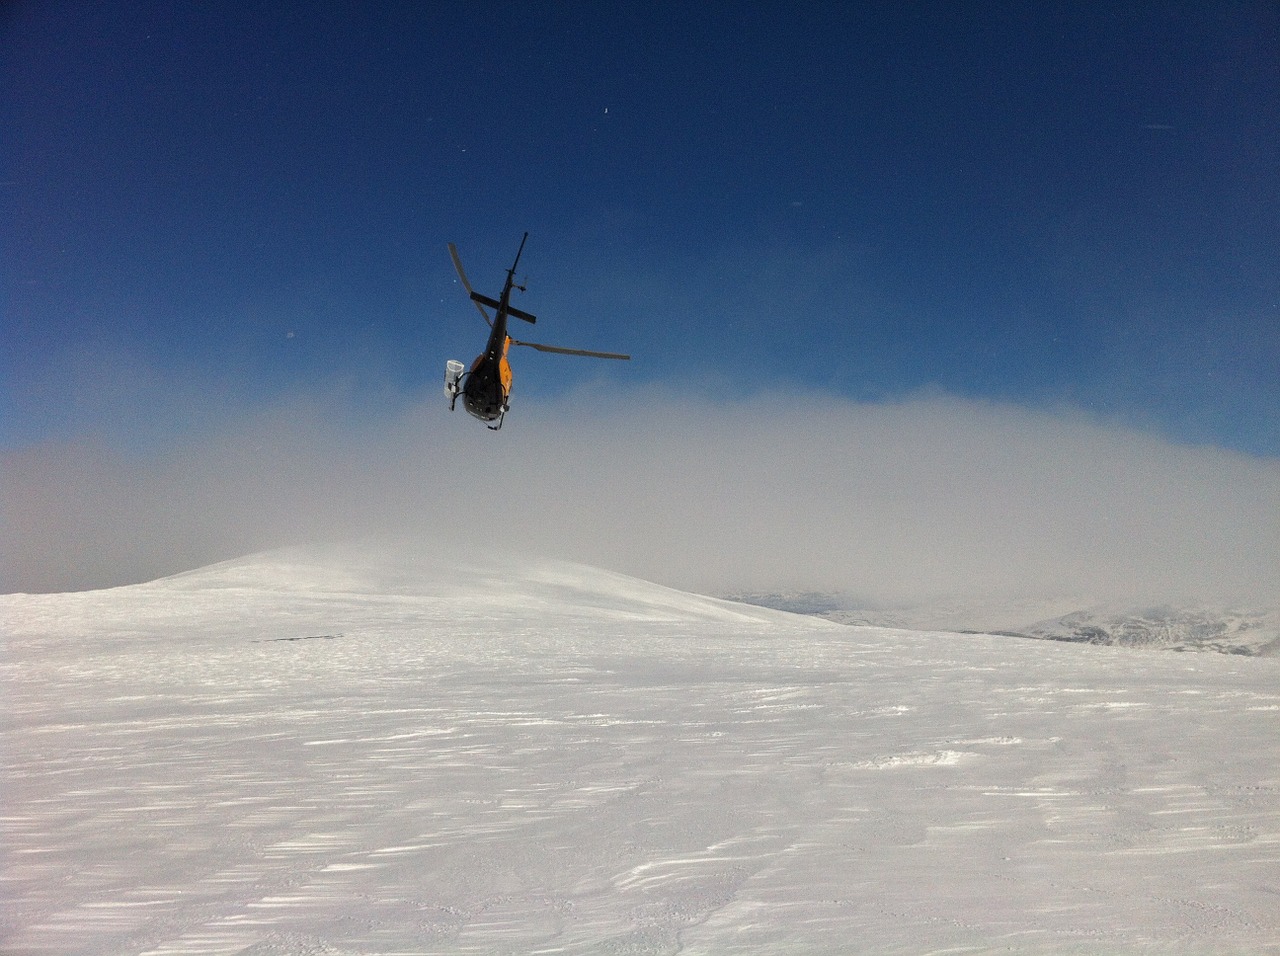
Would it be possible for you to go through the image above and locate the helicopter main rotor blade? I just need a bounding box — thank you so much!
[447,242,492,327]
[510,338,630,360]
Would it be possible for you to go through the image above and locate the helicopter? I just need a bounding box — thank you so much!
[444,232,630,429]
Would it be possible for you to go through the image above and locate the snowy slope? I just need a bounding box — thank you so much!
[4,543,1280,954]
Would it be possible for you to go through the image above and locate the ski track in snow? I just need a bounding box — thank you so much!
[3,544,1279,954]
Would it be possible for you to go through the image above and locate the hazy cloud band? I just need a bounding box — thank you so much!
[4,387,1277,604]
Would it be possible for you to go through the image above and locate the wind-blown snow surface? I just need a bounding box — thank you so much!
[4,544,1279,954]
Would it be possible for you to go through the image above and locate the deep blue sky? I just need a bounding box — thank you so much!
[4,1,1278,455]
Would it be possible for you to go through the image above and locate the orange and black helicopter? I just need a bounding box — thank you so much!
[444,233,629,429]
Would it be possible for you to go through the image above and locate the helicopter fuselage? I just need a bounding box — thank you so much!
[462,316,512,424]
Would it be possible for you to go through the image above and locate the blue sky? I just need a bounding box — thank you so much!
[3,3,1279,595]
[4,1,1277,454]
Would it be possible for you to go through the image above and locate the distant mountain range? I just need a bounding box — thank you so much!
[1012,605,1280,656]
[728,593,1280,657]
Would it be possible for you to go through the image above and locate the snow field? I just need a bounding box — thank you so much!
[3,545,1279,953]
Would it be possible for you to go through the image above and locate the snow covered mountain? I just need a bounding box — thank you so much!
[4,542,1279,953]
[735,591,1280,656]
[1019,604,1280,656]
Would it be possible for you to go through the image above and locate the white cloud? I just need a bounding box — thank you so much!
[3,384,1277,606]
